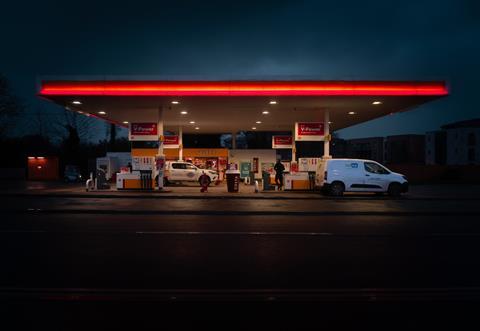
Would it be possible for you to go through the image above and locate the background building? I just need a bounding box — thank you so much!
[425,131,447,165]
[384,135,425,164]
[345,137,384,163]
[443,119,480,165]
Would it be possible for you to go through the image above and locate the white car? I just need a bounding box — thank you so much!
[163,161,219,186]
[316,159,408,196]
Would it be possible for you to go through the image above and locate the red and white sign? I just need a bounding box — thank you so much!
[295,122,325,141]
[272,136,293,149]
[163,135,180,149]
[129,123,158,141]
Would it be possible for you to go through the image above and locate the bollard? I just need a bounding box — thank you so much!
[86,172,94,192]
[254,180,259,193]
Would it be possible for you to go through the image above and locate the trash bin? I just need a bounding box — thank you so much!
[262,171,272,191]
[249,171,256,186]
[95,168,110,190]
[308,171,316,191]
[226,169,241,193]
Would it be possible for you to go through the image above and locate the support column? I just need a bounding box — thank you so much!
[178,126,183,161]
[157,107,165,190]
[291,128,296,162]
[323,110,331,159]
[231,131,236,149]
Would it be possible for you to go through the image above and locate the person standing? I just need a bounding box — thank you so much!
[274,159,285,190]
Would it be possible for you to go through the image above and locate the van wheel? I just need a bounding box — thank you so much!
[388,182,402,197]
[330,181,345,196]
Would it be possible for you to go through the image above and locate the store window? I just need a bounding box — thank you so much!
[131,141,159,149]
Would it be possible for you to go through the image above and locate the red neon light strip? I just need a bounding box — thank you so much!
[40,81,448,96]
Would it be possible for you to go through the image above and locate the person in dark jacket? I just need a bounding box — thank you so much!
[274,160,285,189]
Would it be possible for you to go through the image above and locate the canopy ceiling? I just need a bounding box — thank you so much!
[39,80,448,134]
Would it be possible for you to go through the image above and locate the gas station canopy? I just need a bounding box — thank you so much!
[39,80,448,133]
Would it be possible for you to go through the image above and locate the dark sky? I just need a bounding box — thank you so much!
[1,0,479,140]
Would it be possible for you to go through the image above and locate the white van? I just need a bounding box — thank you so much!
[316,159,408,196]
[163,161,219,186]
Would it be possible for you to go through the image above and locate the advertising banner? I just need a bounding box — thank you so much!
[295,122,325,141]
[129,123,158,141]
[261,162,275,175]
[298,158,322,172]
[163,135,179,149]
[240,162,251,178]
[272,135,293,149]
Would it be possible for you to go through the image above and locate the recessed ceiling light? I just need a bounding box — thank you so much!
[171,101,179,104]
[252,127,257,130]
[72,100,82,105]
[348,111,356,115]
[189,121,195,124]
[269,101,277,105]
[262,111,269,114]
[123,121,129,124]
[256,121,262,124]
[372,101,382,105]
[328,121,333,124]
[195,127,200,130]
[180,111,188,115]
[98,111,106,115]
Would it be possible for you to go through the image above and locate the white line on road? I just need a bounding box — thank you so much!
[2,230,480,237]
[135,231,331,236]
[0,230,47,233]
[430,233,480,237]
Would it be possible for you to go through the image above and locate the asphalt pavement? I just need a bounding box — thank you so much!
[2,183,480,328]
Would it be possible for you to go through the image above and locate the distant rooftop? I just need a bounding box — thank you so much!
[441,118,480,129]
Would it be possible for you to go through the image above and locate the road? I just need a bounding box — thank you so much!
[2,192,480,328]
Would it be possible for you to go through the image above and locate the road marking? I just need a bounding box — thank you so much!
[430,233,480,237]
[2,286,480,302]
[135,231,334,236]
[2,230,480,238]
[0,230,47,233]
[13,209,480,216]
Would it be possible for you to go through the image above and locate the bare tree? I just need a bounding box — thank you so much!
[63,110,94,142]
[0,74,23,138]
